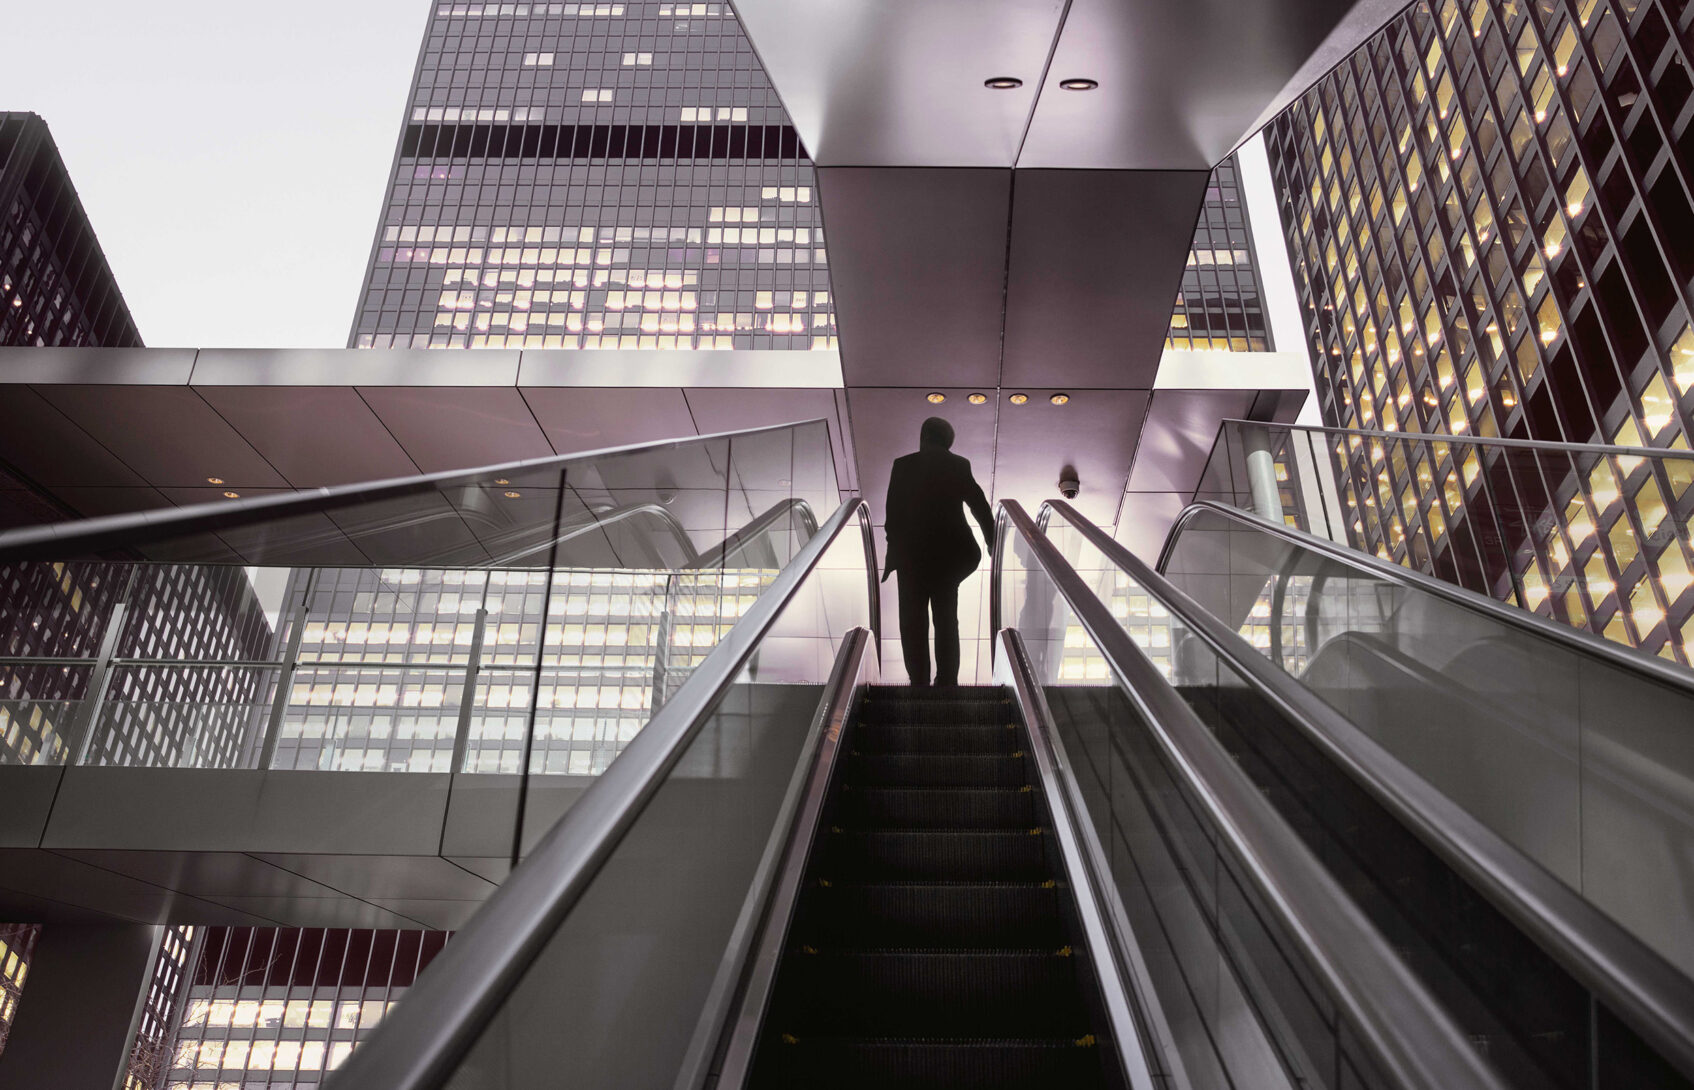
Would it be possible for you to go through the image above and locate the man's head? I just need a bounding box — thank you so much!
[919,416,955,451]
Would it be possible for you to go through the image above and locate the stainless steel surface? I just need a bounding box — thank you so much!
[1243,416,1694,459]
[733,0,1407,170]
[731,0,1065,167]
[994,497,1509,1090]
[702,627,871,1090]
[1163,501,1694,697]
[323,497,875,1090]
[0,347,850,526]
[1052,497,1694,1079]
[1001,170,1209,388]
[0,419,830,563]
[813,167,1012,389]
[995,628,1167,1090]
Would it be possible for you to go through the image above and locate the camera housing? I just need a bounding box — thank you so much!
[1058,465,1080,500]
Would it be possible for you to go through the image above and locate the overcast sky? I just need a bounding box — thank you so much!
[0,0,426,347]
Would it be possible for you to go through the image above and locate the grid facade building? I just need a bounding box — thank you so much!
[349,1,835,351]
[1167,153,1276,352]
[0,113,140,349]
[1266,0,1694,663]
[158,928,448,1090]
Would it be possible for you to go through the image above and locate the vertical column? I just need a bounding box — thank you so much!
[1240,424,1285,524]
[0,923,163,1090]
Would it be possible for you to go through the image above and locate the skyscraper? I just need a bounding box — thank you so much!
[1264,0,1694,662]
[0,112,140,349]
[1167,153,1275,354]
[348,0,834,351]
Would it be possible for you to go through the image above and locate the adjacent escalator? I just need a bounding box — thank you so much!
[748,685,1124,1089]
[1028,497,1694,1088]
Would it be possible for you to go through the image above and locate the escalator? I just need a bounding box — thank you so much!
[323,483,1690,1090]
[8,420,1690,1090]
[748,686,1123,1088]
[1028,497,1694,1089]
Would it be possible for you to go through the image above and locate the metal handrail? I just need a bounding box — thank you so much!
[690,496,820,570]
[1048,498,1694,1078]
[0,418,833,562]
[993,498,1508,1090]
[324,498,878,1090]
[997,627,1169,1090]
[1159,500,1694,695]
[699,626,873,1090]
[1222,416,1694,460]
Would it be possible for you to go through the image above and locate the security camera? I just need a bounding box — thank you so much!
[1058,466,1080,500]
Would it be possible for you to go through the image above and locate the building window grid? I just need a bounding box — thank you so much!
[158,928,448,1090]
[1166,154,1274,352]
[350,0,834,351]
[1268,0,1694,663]
[0,923,38,1061]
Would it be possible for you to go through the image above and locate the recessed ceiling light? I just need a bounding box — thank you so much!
[222,491,240,499]
[1009,393,1029,405]
[984,76,1023,90]
[1059,78,1098,91]
[926,392,946,403]
[1050,393,1071,405]
[494,477,510,485]
[504,490,522,498]
[967,392,987,404]
[206,476,225,485]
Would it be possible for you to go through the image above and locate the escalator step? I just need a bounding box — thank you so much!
[819,830,1052,882]
[766,949,1089,1035]
[753,1036,1106,1090]
[792,882,1066,948]
[853,722,1021,755]
[835,786,1037,829]
[845,754,1029,788]
[859,696,1014,727]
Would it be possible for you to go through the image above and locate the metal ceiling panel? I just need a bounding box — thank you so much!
[817,167,1011,388]
[520,386,698,453]
[682,386,849,497]
[36,386,286,489]
[358,386,557,471]
[36,486,171,519]
[1124,388,1259,495]
[1018,0,1409,169]
[0,386,146,488]
[193,387,422,487]
[1001,169,1209,389]
[989,389,1149,525]
[731,0,1065,166]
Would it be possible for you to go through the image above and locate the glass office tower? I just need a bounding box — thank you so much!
[0,112,140,349]
[348,0,834,351]
[1264,0,1694,662]
[1167,153,1275,352]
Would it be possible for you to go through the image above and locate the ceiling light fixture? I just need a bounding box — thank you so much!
[494,478,510,485]
[1050,393,1071,405]
[222,491,240,499]
[984,76,1023,90]
[1059,78,1098,91]
[967,392,987,404]
[926,392,946,404]
[206,476,225,485]
[504,490,522,498]
[1009,393,1029,405]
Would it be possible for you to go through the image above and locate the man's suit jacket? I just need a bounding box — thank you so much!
[883,448,996,583]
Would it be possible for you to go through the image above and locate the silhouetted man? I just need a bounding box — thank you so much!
[883,417,995,687]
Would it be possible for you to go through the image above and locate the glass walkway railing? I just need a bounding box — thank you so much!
[1195,419,1694,666]
[0,421,843,782]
